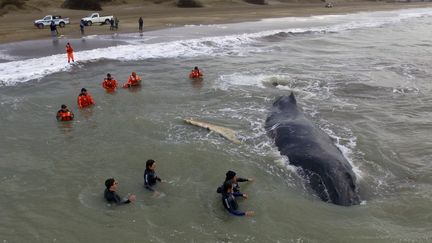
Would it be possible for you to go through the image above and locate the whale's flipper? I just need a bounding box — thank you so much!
[184,118,241,144]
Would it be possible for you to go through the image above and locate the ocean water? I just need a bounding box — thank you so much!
[1,8,432,242]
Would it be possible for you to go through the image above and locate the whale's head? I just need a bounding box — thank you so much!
[265,92,299,135]
[273,92,297,112]
[266,93,301,130]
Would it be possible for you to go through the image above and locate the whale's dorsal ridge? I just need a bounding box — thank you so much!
[289,92,297,105]
[274,92,297,110]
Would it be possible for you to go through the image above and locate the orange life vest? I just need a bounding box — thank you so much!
[127,75,141,86]
[57,110,74,121]
[66,46,74,54]
[189,70,202,79]
[103,78,117,92]
[77,94,94,108]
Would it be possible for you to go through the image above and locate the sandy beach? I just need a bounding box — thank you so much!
[1,1,432,44]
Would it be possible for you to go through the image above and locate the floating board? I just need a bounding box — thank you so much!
[184,118,241,144]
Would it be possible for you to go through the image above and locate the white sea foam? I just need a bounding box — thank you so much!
[1,8,432,86]
[0,50,20,62]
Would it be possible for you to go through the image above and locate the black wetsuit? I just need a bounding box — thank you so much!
[50,23,57,32]
[144,169,161,191]
[80,21,85,34]
[139,18,143,31]
[216,177,249,194]
[104,189,130,205]
[222,192,245,216]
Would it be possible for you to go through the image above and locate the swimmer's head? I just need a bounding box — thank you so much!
[146,159,156,170]
[225,170,236,181]
[105,178,116,190]
[223,181,233,193]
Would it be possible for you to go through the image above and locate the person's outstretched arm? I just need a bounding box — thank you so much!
[237,177,250,182]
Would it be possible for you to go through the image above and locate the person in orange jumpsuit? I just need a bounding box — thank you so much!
[66,42,74,63]
[189,66,203,79]
[102,73,118,92]
[77,88,95,109]
[56,104,74,121]
[123,71,142,88]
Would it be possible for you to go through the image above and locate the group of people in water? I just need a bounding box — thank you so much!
[57,46,248,216]
[56,44,203,121]
[55,71,142,121]
[104,160,254,217]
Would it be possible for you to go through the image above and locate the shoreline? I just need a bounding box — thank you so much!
[1,1,432,44]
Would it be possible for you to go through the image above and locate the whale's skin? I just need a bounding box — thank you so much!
[265,93,360,206]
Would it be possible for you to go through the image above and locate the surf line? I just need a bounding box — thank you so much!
[184,118,241,144]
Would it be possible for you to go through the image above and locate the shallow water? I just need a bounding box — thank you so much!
[1,8,432,242]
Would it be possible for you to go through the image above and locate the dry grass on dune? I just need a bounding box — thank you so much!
[1,0,269,16]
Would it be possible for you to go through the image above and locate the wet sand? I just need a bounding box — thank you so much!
[1,1,432,44]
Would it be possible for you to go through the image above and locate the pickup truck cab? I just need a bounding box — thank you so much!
[81,13,113,26]
[34,15,70,29]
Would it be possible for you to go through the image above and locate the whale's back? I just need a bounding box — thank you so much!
[266,93,360,206]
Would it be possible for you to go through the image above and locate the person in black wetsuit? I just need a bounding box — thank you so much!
[104,178,136,205]
[144,159,162,192]
[50,21,58,37]
[138,17,143,32]
[221,182,254,217]
[217,170,253,195]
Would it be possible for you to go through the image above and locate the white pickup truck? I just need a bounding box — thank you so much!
[34,15,70,29]
[81,13,113,26]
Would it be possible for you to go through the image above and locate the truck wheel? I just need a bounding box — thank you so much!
[86,21,92,26]
[37,24,44,29]
[105,19,110,25]
[59,22,65,28]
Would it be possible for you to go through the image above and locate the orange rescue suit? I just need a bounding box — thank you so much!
[102,78,118,92]
[77,93,95,108]
[127,74,141,86]
[189,70,203,79]
[66,46,74,63]
[57,110,74,121]
[189,70,203,78]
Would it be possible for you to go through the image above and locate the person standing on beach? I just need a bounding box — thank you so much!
[65,43,74,63]
[115,17,119,30]
[50,21,58,37]
[104,178,136,205]
[80,20,85,35]
[139,17,143,32]
[110,18,115,31]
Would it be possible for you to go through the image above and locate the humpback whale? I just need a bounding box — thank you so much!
[265,93,360,206]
